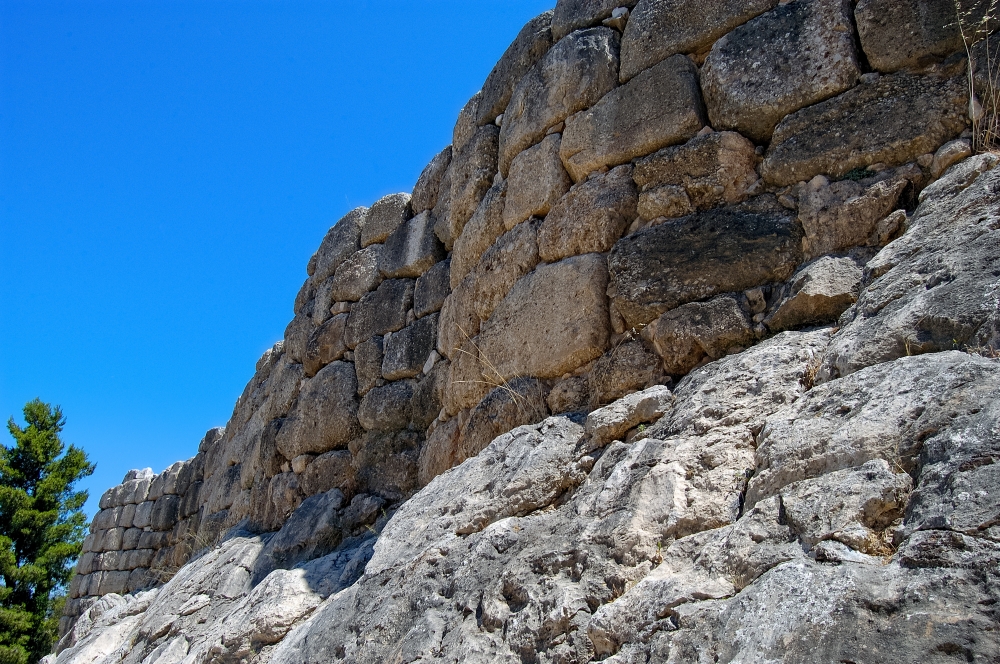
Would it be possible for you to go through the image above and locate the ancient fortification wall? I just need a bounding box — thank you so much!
[62,0,995,645]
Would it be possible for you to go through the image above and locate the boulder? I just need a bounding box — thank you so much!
[253,488,346,581]
[584,384,673,447]
[275,362,361,459]
[477,11,555,126]
[382,314,438,381]
[620,0,780,82]
[431,166,454,248]
[443,336,492,417]
[458,378,550,459]
[479,253,611,381]
[414,259,451,318]
[931,138,972,178]
[350,431,421,502]
[551,0,640,40]
[417,415,464,487]
[762,72,968,187]
[499,27,620,176]
[330,245,383,302]
[299,450,355,498]
[411,146,452,214]
[608,198,802,327]
[344,279,414,349]
[410,360,447,432]
[472,219,540,322]
[502,134,572,230]
[632,131,758,220]
[311,207,367,283]
[354,336,383,397]
[765,256,862,332]
[357,381,415,432]
[537,164,637,262]
[303,313,348,378]
[448,125,500,243]
[560,54,705,182]
[436,274,480,359]
[450,181,507,289]
[379,211,446,279]
[700,0,860,143]
[588,340,663,408]
[452,92,481,155]
[282,314,315,364]
[641,295,755,375]
[360,193,412,248]
[547,375,590,414]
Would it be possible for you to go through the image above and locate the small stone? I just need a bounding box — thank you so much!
[291,455,314,475]
[930,139,972,178]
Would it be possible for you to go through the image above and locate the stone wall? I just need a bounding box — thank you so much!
[64,0,983,630]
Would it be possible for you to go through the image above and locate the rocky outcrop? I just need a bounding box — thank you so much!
[57,3,1000,663]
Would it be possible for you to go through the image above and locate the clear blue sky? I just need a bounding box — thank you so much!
[0,0,552,518]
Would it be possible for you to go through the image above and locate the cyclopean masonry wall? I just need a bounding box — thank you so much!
[60,0,999,658]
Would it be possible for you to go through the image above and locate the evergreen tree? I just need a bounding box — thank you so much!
[0,400,94,664]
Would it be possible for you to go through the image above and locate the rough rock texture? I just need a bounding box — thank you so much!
[450,181,506,289]
[379,211,446,279]
[330,245,382,302]
[411,147,452,214]
[765,255,862,332]
[344,279,414,349]
[360,193,411,248]
[413,259,450,318]
[448,125,500,244]
[275,362,360,459]
[642,295,754,375]
[477,11,554,126]
[551,0,640,40]
[472,219,540,322]
[560,54,705,182]
[503,133,572,229]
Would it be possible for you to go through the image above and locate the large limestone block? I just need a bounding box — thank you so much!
[499,27,620,176]
[641,296,754,375]
[411,146,452,214]
[283,315,315,364]
[538,164,637,262]
[588,340,663,408]
[452,92,481,156]
[700,0,860,144]
[762,72,968,186]
[765,256,861,332]
[275,361,362,459]
[310,207,368,283]
[414,259,450,318]
[633,131,758,221]
[552,0,640,40]
[360,193,412,248]
[330,245,382,302]
[344,279,414,349]
[479,253,611,381]
[351,431,420,501]
[608,198,803,328]
[378,211,446,279]
[472,219,540,322]
[303,313,348,378]
[300,450,354,497]
[354,336,383,397]
[382,314,438,381]
[436,274,480,359]
[357,381,415,432]
[448,125,500,243]
[502,134,572,230]
[620,0,779,82]
[560,54,705,182]
[477,11,554,126]
[450,181,507,289]
[443,336,492,417]
[416,415,464,487]
[585,384,673,446]
[458,378,550,460]
[410,361,447,432]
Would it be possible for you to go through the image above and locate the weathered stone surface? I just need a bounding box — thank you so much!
[358,381,415,432]
[300,450,354,497]
[253,488,347,579]
[620,0,779,82]
[436,274,480,359]
[354,336,383,397]
[431,165,454,248]
[585,384,672,446]
[552,0,639,40]
[452,92,481,156]
[633,131,757,220]
[538,164,637,262]
[762,72,968,186]
[350,431,420,501]
[499,27,620,176]
[303,313,348,378]
[608,198,802,327]
[378,210,446,279]
[547,375,590,414]
[443,336,491,417]
[458,378,550,460]
[931,138,972,178]
[416,414,464,487]
[472,219,540,322]
[330,245,382,302]
[588,340,662,408]
[448,125,500,243]
[819,157,1000,380]
[765,256,861,332]
[642,295,754,375]
[561,54,705,182]
[479,253,610,380]
[411,146,452,214]
[701,0,860,143]
[449,180,506,289]
[410,360,447,432]
[150,497,180,532]
[502,134,572,229]
[477,11,554,126]
[360,193,412,248]
[282,314,315,364]
[311,207,367,283]
[413,259,450,318]
[382,314,438,381]
[344,279,414,349]
[275,362,361,459]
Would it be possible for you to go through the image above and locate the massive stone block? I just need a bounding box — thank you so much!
[344,279,415,349]
[620,0,779,82]
[473,219,540,322]
[477,11,554,126]
[303,313,348,378]
[299,450,355,497]
[560,54,705,182]
[641,295,754,375]
[361,193,412,248]
[411,146,452,214]
[762,72,967,186]
[436,274,480,359]
[330,245,382,302]
[448,125,500,244]
[478,253,610,380]
[608,198,803,327]
[350,430,421,501]
[499,27,620,176]
[275,361,362,459]
[450,181,507,289]
[502,134,572,230]
[765,256,862,332]
[358,381,415,432]
[310,207,368,283]
[459,378,550,460]
[354,336,383,397]
[443,336,492,417]
[379,211,447,279]
[700,0,860,144]
[413,259,451,318]
[538,164,637,262]
[551,0,640,40]
[382,314,438,381]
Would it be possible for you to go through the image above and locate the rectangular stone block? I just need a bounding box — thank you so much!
[383,314,439,381]
[414,259,451,318]
[502,133,572,230]
[345,279,415,349]
[379,211,447,279]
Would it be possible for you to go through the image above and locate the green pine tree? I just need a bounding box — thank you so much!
[0,400,94,664]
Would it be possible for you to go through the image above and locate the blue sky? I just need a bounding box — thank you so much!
[0,0,552,518]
